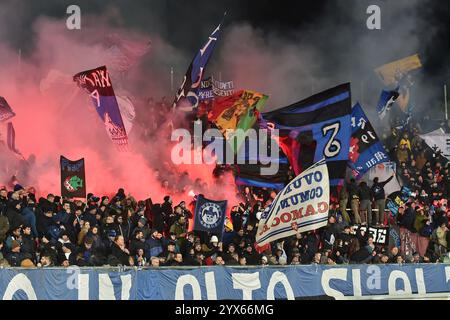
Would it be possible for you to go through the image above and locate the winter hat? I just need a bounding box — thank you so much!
[138,217,147,225]
[13,184,24,192]
[20,259,35,268]
[210,235,219,243]
[107,229,117,238]
[224,219,234,231]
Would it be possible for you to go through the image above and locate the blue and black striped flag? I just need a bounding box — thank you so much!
[261,83,352,198]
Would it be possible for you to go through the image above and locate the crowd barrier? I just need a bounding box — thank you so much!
[1,264,450,300]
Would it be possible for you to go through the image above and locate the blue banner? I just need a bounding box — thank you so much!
[386,186,414,217]
[1,264,450,299]
[348,103,390,179]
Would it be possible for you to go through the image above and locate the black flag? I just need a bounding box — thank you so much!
[193,195,227,239]
[60,156,86,198]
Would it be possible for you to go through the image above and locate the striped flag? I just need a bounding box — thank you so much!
[261,83,352,198]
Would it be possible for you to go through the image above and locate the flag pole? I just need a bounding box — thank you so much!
[170,67,174,92]
[18,49,21,74]
[361,80,364,105]
[445,84,448,121]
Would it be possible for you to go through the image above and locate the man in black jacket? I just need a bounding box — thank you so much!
[21,224,36,263]
[6,200,25,233]
[371,173,395,226]
[110,235,132,266]
[357,182,373,225]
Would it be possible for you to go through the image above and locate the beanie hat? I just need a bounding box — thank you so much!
[14,184,24,192]
[210,235,219,243]
[224,219,234,231]
[20,259,35,268]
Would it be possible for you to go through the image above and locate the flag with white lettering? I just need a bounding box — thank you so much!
[386,186,413,217]
[256,159,329,246]
[350,225,389,245]
[172,16,224,112]
[73,66,128,150]
[348,103,390,179]
[198,76,234,102]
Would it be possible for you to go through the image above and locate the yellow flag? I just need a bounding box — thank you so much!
[374,54,422,86]
[215,90,265,138]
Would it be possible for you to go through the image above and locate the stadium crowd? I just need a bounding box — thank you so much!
[0,118,449,268]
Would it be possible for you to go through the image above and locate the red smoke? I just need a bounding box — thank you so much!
[0,16,240,207]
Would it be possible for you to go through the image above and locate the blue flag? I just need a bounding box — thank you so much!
[193,195,227,239]
[172,15,225,111]
[261,83,352,189]
[348,103,390,179]
[386,186,413,217]
[376,88,399,119]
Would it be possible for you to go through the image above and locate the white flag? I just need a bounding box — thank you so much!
[256,159,329,246]
[420,128,450,160]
